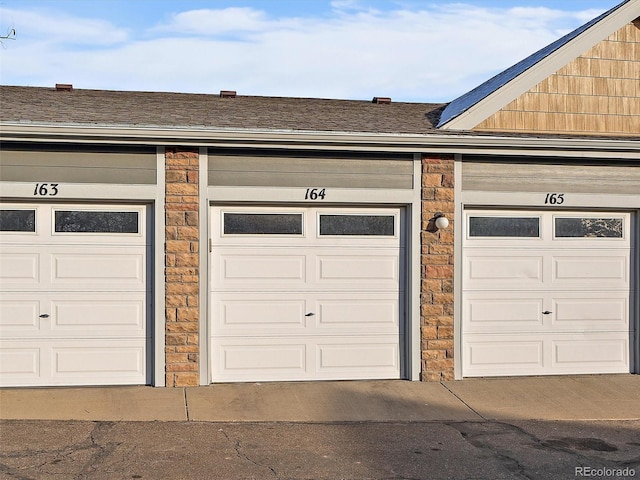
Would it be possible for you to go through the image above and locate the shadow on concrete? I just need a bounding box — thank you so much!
[1,376,639,479]
[185,379,481,422]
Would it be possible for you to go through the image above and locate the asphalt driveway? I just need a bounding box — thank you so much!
[1,376,639,479]
[1,419,639,479]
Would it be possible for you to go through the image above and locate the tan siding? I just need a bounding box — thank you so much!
[474,20,640,136]
[208,152,414,189]
[462,158,640,195]
[0,148,157,184]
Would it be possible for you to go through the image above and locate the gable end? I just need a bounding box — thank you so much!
[474,18,640,136]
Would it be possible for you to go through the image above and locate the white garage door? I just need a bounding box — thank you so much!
[210,206,404,382]
[463,210,633,377]
[0,204,149,386]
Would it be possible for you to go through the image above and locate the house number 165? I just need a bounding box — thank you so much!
[544,193,565,205]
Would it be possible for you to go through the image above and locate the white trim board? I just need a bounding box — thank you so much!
[0,182,158,201]
[208,186,415,205]
[461,191,640,210]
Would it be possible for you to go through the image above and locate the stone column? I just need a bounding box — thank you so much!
[165,148,200,387]
[420,154,455,381]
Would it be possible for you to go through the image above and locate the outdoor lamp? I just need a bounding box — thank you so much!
[434,213,449,230]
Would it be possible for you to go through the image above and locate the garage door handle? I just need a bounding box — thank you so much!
[39,314,50,318]
[542,311,552,315]
[305,312,315,317]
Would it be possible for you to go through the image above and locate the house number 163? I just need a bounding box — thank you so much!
[33,183,59,196]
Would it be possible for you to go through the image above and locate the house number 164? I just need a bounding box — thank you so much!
[305,188,326,200]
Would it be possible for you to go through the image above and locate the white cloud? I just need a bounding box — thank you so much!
[151,8,271,35]
[330,0,382,14]
[330,0,362,10]
[0,2,607,102]
[1,7,128,46]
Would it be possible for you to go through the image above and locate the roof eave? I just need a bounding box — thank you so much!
[1,122,638,159]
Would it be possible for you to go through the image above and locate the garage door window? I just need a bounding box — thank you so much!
[469,217,539,237]
[223,213,303,235]
[319,214,395,236]
[0,209,36,232]
[555,217,623,238]
[54,211,139,233]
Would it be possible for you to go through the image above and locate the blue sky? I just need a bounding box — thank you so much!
[0,0,617,102]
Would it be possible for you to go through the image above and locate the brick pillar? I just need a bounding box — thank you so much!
[165,148,200,387]
[421,154,455,381]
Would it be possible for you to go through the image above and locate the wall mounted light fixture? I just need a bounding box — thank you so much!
[434,213,449,230]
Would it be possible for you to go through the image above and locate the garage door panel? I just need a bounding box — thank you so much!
[1,247,146,291]
[552,335,629,372]
[552,254,628,287]
[465,334,631,377]
[465,251,543,289]
[464,294,545,332]
[465,338,544,376]
[53,343,145,376]
[317,295,400,332]
[52,250,145,288]
[214,295,307,334]
[0,251,39,287]
[316,338,399,375]
[51,295,146,335]
[317,253,399,287]
[212,340,306,381]
[0,298,40,332]
[213,293,400,336]
[0,347,40,378]
[0,339,147,386]
[464,292,630,334]
[215,249,400,291]
[212,336,400,381]
[0,293,146,337]
[552,294,629,331]
[214,251,306,289]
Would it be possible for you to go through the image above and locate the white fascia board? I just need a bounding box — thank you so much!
[441,0,640,131]
[1,122,638,159]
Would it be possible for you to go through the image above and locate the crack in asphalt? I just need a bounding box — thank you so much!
[218,427,280,479]
[0,461,37,480]
[74,422,121,480]
[0,421,122,480]
[0,422,103,480]
[445,421,640,480]
[447,422,536,479]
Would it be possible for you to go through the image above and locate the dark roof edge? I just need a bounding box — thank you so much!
[2,122,638,159]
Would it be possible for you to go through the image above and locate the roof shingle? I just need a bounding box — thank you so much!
[0,86,446,135]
